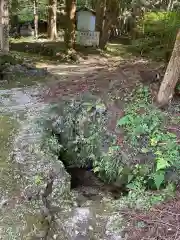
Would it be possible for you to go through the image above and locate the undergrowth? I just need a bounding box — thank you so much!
[116,181,175,210]
[37,89,180,208]
[128,11,180,61]
[117,86,180,191]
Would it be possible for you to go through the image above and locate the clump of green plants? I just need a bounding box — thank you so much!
[115,181,175,210]
[117,86,180,190]
[41,93,128,184]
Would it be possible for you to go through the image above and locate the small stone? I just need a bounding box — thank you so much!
[40,206,50,217]
[53,234,58,239]
[0,199,8,208]
[35,230,47,238]
[88,225,93,230]
[75,230,79,235]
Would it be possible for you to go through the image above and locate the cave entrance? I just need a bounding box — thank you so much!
[64,165,128,203]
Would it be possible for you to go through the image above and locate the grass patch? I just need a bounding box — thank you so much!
[10,37,103,62]
[10,36,132,64]
[105,42,132,58]
[10,38,67,62]
[0,115,20,193]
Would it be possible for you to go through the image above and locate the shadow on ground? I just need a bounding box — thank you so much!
[10,39,103,61]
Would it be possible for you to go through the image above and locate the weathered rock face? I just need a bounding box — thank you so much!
[9,104,72,239]
[13,107,71,204]
[62,207,96,239]
[5,93,127,239]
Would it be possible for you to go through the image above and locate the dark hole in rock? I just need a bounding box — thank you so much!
[53,129,129,202]
[63,165,129,201]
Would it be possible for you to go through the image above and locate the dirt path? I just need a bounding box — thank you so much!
[38,55,140,101]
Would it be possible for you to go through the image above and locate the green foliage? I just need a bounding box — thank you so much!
[117,182,175,210]
[10,0,48,21]
[175,83,180,92]
[0,53,24,74]
[129,11,180,61]
[34,90,178,205]
[42,93,129,184]
[117,86,180,190]
[76,0,95,8]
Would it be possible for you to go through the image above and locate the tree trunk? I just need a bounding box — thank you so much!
[98,0,119,49]
[95,0,106,35]
[167,0,174,10]
[157,29,180,106]
[99,18,112,49]
[65,0,76,49]
[34,0,38,39]
[47,0,57,40]
[0,0,9,53]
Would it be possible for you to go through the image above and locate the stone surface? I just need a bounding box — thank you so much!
[13,105,71,206]
[0,91,128,239]
[105,214,125,240]
[63,207,95,239]
[6,103,72,239]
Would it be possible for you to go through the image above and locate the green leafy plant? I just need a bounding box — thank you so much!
[117,86,180,190]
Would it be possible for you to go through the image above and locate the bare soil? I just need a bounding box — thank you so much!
[121,193,180,240]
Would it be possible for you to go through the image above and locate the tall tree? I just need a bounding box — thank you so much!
[0,0,9,53]
[95,0,106,34]
[98,0,120,49]
[65,0,76,49]
[34,0,38,38]
[157,29,180,106]
[47,0,57,40]
[167,0,174,10]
